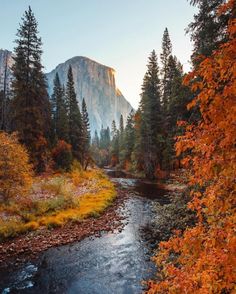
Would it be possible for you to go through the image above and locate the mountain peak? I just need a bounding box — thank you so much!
[46,56,132,135]
[0,50,133,135]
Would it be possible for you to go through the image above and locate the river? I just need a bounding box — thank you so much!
[0,170,169,294]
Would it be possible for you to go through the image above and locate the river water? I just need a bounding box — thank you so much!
[0,170,169,294]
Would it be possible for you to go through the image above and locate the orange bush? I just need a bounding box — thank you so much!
[148,2,236,293]
[0,132,33,202]
[52,140,73,171]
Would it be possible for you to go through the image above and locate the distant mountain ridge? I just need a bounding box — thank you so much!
[0,49,133,135]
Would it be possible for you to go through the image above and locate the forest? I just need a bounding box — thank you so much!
[0,0,235,293]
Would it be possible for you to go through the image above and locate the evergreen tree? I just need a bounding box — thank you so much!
[51,73,69,143]
[140,50,163,179]
[81,98,90,147]
[119,114,124,134]
[132,108,143,172]
[162,56,192,169]
[160,28,172,112]
[66,65,83,162]
[81,98,91,168]
[118,114,125,164]
[111,120,119,166]
[99,126,111,149]
[123,110,135,164]
[111,120,117,138]
[92,130,100,148]
[187,0,231,64]
[92,126,110,167]
[11,6,51,172]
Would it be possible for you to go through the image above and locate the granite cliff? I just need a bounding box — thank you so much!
[46,56,133,135]
[0,49,13,92]
[0,49,133,135]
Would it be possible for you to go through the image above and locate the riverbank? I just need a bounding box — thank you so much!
[0,168,127,270]
[0,172,167,293]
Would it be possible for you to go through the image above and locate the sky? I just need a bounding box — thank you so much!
[0,0,197,109]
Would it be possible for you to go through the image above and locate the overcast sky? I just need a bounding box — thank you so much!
[1,0,197,108]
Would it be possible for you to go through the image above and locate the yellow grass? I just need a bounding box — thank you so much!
[0,168,116,240]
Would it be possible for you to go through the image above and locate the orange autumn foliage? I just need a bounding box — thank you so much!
[148,2,236,293]
[0,132,33,202]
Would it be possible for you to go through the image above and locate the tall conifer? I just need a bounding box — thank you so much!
[81,98,91,168]
[160,28,172,112]
[66,65,82,162]
[11,6,51,172]
[140,50,162,179]
[51,73,69,143]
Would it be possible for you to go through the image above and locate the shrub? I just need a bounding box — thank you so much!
[52,140,73,171]
[0,132,33,203]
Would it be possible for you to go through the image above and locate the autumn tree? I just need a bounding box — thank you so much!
[0,132,33,202]
[52,140,72,171]
[148,1,236,292]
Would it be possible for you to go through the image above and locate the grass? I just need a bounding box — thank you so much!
[0,168,116,241]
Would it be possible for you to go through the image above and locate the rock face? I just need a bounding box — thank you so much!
[0,49,133,136]
[46,56,133,136]
[0,49,14,91]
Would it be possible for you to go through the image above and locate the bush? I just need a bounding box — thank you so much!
[52,140,73,171]
[0,132,33,203]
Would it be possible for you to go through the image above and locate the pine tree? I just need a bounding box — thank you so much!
[187,0,231,64]
[132,108,143,172]
[111,120,119,166]
[160,28,172,112]
[162,56,192,169]
[123,110,135,164]
[118,114,126,165]
[51,73,69,143]
[140,50,163,179]
[11,6,51,172]
[81,98,90,147]
[111,120,117,138]
[81,98,91,169]
[66,65,83,162]
[119,114,124,134]
[92,130,99,148]
[99,126,111,149]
